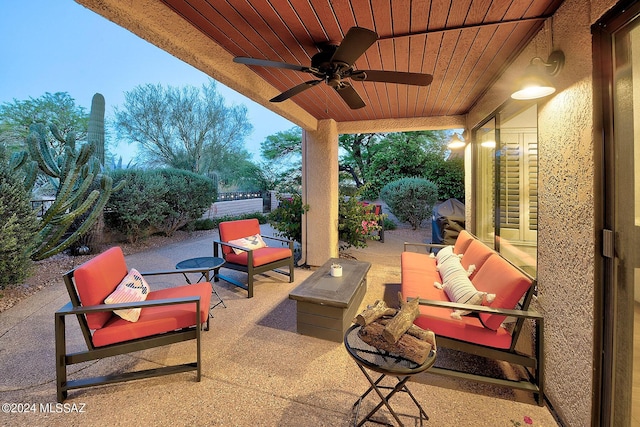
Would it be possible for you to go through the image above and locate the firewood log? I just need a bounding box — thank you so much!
[354,300,397,326]
[358,322,433,365]
[377,318,437,350]
[382,293,420,344]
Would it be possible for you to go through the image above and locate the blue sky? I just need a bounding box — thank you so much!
[0,0,294,161]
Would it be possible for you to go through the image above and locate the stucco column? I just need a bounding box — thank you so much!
[301,119,339,266]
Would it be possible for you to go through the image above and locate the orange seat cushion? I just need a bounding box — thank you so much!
[225,247,293,267]
[91,282,212,347]
[401,251,441,300]
[413,310,514,349]
[74,247,128,330]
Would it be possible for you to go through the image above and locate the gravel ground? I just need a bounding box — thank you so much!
[0,229,215,314]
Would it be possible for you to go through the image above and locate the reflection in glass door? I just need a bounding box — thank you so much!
[475,119,496,248]
[473,105,538,276]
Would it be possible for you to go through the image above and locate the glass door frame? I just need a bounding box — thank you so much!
[593,1,640,425]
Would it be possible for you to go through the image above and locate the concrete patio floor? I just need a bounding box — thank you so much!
[0,225,560,427]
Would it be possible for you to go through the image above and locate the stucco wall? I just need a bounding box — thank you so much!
[537,2,595,425]
[466,0,614,425]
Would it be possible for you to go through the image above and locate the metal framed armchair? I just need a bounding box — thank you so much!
[56,247,212,402]
[214,218,294,298]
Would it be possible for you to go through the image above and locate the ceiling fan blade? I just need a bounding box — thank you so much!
[334,82,366,109]
[330,27,378,67]
[352,70,433,86]
[270,80,322,103]
[234,57,310,72]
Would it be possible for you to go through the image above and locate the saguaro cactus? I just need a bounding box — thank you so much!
[87,93,105,166]
[23,122,122,260]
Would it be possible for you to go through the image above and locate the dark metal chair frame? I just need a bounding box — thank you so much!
[213,236,294,298]
[405,242,544,405]
[56,266,212,403]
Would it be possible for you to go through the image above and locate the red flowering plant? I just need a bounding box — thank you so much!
[338,187,384,250]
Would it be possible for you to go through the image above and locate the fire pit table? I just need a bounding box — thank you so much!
[288,258,370,342]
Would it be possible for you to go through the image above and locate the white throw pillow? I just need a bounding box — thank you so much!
[437,257,494,319]
[228,234,268,254]
[435,245,460,265]
[104,268,150,322]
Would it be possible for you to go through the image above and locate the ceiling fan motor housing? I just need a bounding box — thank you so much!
[234,26,433,109]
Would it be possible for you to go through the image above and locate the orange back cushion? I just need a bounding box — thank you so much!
[460,240,494,278]
[74,247,129,330]
[471,255,532,330]
[219,219,261,255]
[453,230,474,254]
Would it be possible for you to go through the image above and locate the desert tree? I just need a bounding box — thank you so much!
[113,80,252,176]
[0,92,88,157]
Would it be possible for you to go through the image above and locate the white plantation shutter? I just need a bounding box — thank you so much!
[499,141,521,229]
[499,130,538,233]
[527,140,538,231]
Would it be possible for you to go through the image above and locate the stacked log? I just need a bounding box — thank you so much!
[353,293,436,365]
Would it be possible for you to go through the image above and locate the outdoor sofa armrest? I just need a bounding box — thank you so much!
[414,298,542,321]
[261,235,294,247]
[213,239,254,254]
[403,242,447,253]
[139,268,216,277]
[56,295,202,316]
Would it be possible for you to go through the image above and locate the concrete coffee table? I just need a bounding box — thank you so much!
[289,258,371,342]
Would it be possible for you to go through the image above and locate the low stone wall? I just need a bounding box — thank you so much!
[202,198,263,219]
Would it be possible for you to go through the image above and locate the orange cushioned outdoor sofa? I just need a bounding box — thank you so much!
[401,230,544,405]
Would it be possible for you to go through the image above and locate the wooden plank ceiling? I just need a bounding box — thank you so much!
[161,0,565,123]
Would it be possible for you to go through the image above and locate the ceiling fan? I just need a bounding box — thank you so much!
[233,27,433,110]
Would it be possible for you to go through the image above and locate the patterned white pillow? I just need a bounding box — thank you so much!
[228,234,268,254]
[104,268,150,322]
[437,257,493,319]
[435,245,460,265]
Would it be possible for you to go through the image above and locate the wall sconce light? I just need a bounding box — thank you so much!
[511,50,565,100]
[447,133,466,149]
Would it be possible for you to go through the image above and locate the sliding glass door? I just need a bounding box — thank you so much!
[473,104,538,276]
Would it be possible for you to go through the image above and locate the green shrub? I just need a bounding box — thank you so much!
[268,194,308,243]
[216,212,268,225]
[186,212,268,232]
[188,218,217,231]
[382,217,397,230]
[362,139,430,199]
[156,169,217,235]
[107,168,216,242]
[424,156,464,200]
[0,152,39,289]
[380,177,438,229]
